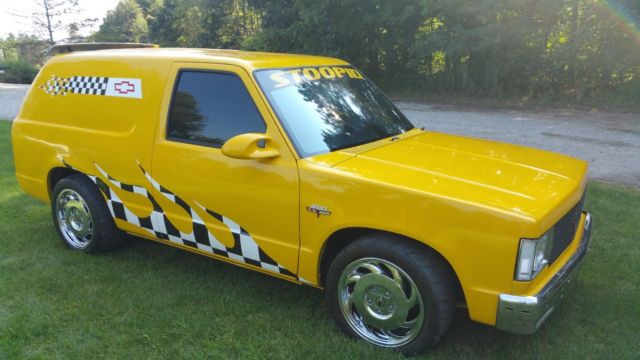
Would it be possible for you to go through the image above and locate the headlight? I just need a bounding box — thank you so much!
[515,231,551,281]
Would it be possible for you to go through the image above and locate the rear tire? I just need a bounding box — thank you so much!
[325,233,455,355]
[51,174,123,253]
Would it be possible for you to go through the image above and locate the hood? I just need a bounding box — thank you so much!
[311,131,588,223]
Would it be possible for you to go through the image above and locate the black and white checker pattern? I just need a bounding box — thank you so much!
[40,75,71,96]
[67,76,109,95]
[89,162,295,277]
[40,75,109,96]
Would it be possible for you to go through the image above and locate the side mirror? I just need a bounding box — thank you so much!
[221,133,279,160]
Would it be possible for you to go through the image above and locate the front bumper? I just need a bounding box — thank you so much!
[495,212,592,334]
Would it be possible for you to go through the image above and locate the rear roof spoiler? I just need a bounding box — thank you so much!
[45,42,159,57]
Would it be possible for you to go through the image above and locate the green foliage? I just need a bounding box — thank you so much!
[94,0,149,42]
[0,34,48,66]
[142,0,260,48]
[169,91,205,138]
[0,60,40,84]
[145,0,181,46]
[91,0,640,108]
[247,0,425,84]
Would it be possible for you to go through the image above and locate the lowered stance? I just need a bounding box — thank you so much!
[12,43,592,355]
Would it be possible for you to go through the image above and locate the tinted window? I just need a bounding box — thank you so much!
[168,71,266,148]
[255,66,413,158]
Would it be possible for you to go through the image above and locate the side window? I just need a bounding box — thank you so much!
[167,70,266,148]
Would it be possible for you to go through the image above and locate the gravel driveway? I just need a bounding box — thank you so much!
[1,83,638,187]
[0,83,30,120]
[398,102,640,188]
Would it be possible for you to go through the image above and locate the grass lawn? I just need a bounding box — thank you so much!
[0,120,638,359]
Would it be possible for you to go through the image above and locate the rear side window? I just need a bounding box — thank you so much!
[167,70,266,148]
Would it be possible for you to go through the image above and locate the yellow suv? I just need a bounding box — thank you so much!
[12,43,592,355]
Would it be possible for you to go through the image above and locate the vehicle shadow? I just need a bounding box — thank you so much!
[116,233,534,356]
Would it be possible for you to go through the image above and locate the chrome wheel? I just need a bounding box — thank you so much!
[55,189,93,249]
[338,257,424,347]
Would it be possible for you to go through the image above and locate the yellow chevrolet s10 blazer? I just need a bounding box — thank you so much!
[12,43,592,355]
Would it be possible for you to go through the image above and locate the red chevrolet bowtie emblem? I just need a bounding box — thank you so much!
[114,81,135,94]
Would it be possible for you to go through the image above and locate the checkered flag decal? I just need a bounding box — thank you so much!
[68,76,109,95]
[85,162,295,278]
[40,75,70,96]
[41,75,109,96]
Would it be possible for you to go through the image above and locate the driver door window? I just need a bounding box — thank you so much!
[167,70,266,148]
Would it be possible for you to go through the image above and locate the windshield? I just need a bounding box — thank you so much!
[255,66,414,158]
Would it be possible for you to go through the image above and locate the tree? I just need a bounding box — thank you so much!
[246,0,425,86]
[139,0,261,48]
[91,0,640,107]
[168,91,206,140]
[146,0,180,46]
[0,34,48,63]
[94,0,149,42]
[12,0,96,45]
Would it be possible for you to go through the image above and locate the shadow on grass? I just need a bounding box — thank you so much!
[100,232,513,347]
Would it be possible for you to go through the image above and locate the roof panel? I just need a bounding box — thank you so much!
[56,47,349,70]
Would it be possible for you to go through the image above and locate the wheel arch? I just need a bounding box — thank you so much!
[47,166,81,200]
[318,227,466,305]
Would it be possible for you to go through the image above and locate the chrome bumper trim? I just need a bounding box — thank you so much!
[496,212,592,334]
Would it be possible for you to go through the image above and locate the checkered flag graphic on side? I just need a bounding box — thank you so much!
[41,75,110,96]
[82,162,295,278]
[68,76,109,95]
[40,75,70,96]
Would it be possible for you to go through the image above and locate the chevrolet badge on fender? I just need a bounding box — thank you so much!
[306,204,332,217]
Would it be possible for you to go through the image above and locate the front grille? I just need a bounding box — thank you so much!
[548,195,585,264]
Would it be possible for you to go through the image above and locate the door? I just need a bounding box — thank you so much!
[148,62,299,278]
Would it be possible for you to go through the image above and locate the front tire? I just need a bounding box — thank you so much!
[326,233,455,355]
[52,174,123,253]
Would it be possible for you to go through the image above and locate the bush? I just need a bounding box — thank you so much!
[0,60,40,84]
[593,79,640,111]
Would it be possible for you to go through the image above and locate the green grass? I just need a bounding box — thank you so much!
[0,120,638,359]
